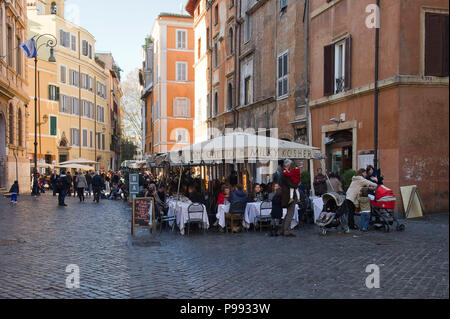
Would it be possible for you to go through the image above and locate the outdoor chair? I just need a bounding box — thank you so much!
[226,201,247,233]
[187,203,206,236]
[158,214,177,234]
[256,201,272,232]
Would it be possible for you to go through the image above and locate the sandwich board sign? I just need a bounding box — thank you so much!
[131,197,155,236]
[400,185,425,219]
[129,174,139,201]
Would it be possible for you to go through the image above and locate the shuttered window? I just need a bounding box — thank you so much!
[277,51,289,97]
[48,85,60,101]
[71,35,77,51]
[72,98,79,115]
[324,35,352,96]
[60,66,66,83]
[425,13,449,77]
[50,116,57,136]
[82,129,88,147]
[173,98,191,117]
[176,30,187,49]
[176,62,187,81]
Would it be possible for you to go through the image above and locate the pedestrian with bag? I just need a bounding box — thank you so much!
[75,171,88,202]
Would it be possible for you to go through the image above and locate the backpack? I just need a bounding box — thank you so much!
[56,176,65,190]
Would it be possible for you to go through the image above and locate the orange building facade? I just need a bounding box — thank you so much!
[143,13,195,155]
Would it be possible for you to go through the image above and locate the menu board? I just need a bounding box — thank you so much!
[132,197,155,236]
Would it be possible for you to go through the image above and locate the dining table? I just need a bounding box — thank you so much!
[216,201,299,230]
[167,197,209,235]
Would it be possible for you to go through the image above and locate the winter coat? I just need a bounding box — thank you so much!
[229,190,248,204]
[314,174,327,196]
[346,176,377,205]
[271,194,283,219]
[357,195,371,212]
[9,183,19,194]
[75,175,88,188]
[281,173,299,208]
[91,175,104,188]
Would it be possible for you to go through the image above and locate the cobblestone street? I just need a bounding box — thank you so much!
[0,194,448,299]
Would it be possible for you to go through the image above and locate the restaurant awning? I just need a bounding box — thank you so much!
[166,132,322,164]
[55,164,95,171]
[59,158,98,166]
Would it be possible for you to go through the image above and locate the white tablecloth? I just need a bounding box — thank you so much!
[167,199,209,235]
[216,202,298,229]
[310,196,324,223]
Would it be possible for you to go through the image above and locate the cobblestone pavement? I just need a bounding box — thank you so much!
[0,193,448,299]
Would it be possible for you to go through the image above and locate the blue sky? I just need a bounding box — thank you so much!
[67,0,188,76]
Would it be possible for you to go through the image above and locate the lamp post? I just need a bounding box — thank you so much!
[32,34,57,196]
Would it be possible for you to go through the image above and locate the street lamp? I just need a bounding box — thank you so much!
[32,34,57,196]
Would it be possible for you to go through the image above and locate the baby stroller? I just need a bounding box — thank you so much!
[370,185,405,232]
[316,192,347,235]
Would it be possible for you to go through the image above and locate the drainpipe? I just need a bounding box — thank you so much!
[374,0,380,170]
[208,0,214,137]
[305,0,315,196]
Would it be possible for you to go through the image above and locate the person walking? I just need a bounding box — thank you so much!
[57,171,71,207]
[280,159,298,237]
[9,181,19,204]
[75,171,88,202]
[91,172,103,203]
[85,171,92,197]
[50,170,59,196]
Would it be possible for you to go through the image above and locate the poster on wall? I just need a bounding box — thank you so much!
[358,153,375,170]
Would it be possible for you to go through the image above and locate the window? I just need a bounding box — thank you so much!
[70,128,80,146]
[51,2,57,14]
[82,129,88,147]
[7,26,12,67]
[198,38,201,59]
[214,40,218,67]
[72,98,79,115]
[101,134,105,150]
[175,129,189,143]
[97,105,105,123]
[206,28,210,49]
[18,109,22,147]
[48,85,60,101]
[214,5,219,25]
[16,37,21,75]
[59,30,71,48]
[97,82,106,98]
[277,51,289,97]
[425,13,449,77]
[280,0,288,11]
[89,44,92,59]
[214,90,219,116]
[176,62,187,81]
[50,116,57,136]
[82,40,88,56]
[244,15,251,43]
[227,83,233,110]
[324,35,352,96]
[173,98,190,117]
[89,131,93,148]
[228,28,234,55]
[244,76,252,105]
[176,30,187,49]
[70,69,80,87]
[60,66,66,83]
[8,104,14,144]
[156,101,160,120]
[59,95,72,114]
[71,35,76,51]
[96,133,101,149]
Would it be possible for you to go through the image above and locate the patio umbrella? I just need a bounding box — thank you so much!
[55,164,94,171]
[31,163,54,169]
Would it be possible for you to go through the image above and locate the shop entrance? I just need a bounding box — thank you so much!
[326,130,353,176]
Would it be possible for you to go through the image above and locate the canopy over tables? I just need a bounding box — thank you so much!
[31,163,54,169]
[59,158,98,166]
[166,132,322,164]
[55,164,95,171]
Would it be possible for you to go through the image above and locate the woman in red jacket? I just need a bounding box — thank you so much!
[217,185,231,205]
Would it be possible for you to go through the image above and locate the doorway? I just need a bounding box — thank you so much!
[326,130,353,176]
[0,113,6,188]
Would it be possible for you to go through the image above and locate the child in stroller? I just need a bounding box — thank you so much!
[370,185,405,232]
[316,192,348,235]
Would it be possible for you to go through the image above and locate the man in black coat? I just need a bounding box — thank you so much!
[50,170,59,196]
[280,159,298,237]
[57,171,71,206]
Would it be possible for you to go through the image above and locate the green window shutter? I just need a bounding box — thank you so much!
[48,85,52,100]
[50,116,57,136]
[56,87,60,100]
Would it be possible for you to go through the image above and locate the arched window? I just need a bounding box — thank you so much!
[8,104,14,145]
[227,83,233,110]
[18,108,22,147]
[228,28,234,55]
[51,2,57,14]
